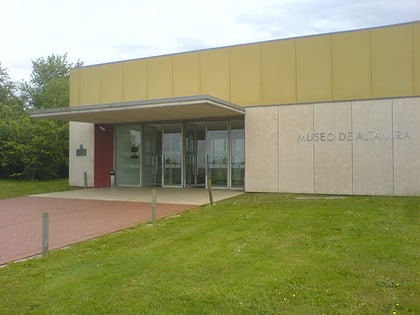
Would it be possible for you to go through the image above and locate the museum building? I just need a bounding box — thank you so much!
[31,20,420,196]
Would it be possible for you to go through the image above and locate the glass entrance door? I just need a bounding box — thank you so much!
[115,120,244,189]
[115,126,141,186]
[142,125,162,186]
[185,123,206,187]
[163,124,182,186]
[207,121,228,187]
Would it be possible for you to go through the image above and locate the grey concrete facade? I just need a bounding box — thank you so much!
[245,96,420,196]
[69,121,95,187]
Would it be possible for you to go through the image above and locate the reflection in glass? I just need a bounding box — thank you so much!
[208,122,228,187]
[185,123,206,187]
[114,120,244,189]
[142,125,162,186]
[115,126,141,186]
[231,120,245,188]
[163,124,182,186]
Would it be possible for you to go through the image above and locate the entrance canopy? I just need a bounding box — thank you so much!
[30,95,245,124]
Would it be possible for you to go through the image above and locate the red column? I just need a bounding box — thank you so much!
[94,125,114,187]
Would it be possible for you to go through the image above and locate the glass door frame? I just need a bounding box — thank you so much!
[206,121,229,189]
[114,120,244,190]
[204,120,245,190]
[162,123,184,187]
[184,123,197,187]
[184,122,206,188]
[114,125,142,187]
[230,120,245,189]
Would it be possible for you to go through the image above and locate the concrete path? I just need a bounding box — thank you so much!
[34,187,243,205]
[0,188,243,266]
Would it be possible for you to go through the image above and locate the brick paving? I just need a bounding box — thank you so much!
[0,196,196,266]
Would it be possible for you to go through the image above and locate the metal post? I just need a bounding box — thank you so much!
[42,212,49,257]
[151,189,157,225]
[208,179,214,206]
[83,172,88,189]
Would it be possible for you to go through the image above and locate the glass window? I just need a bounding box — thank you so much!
[207,121,228,187]
[231,120,245,188]
[163,124,182,186]
[115,126,141,186]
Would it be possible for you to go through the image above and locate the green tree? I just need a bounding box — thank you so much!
[0,63,25,178]
[0,62,19,105]
[0,103,25,178]
[22,54,82,109]
[19,54,83,178]
[0,55,82,179]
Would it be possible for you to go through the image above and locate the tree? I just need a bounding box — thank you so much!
[0,63,24,178]
[0,55,82,179]
[0,62,20,105]
[21,54,82,109]
[19,54,83,178]
[0,102,25,178]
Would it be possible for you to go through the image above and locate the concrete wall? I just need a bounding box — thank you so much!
[245,97,420,196]
[69,122,95,187]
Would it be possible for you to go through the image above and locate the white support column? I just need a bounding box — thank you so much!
[69,122,95,187]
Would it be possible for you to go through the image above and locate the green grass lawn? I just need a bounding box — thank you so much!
[0,192,419,314]
[0,178,71,199]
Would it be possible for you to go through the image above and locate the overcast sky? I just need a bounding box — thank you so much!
[1,0,419,82]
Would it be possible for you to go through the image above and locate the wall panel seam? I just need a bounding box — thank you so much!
[392,99,395,195]
[351,101,354,195]
[229,48,232,102]
[120,64,124,103]
[99,68,102,104]
[171,56,174,98]
[330,35,335,100]
[412,24,415,95]
[294,40,298,104]
[312,103,315,193]
[198,52,202,94]
[369,30,373,98]
[121,64,125,101]
[146,60,149,100]
[277,106,280,192]
[260,44,264,106]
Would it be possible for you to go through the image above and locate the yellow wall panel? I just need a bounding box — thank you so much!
[73,21,418,109]
[173,52,200,97]
[78,66,101,106]
[230,44,262,106]
[147,56,173,99]
[414,22,420,95]
[296,34,332,103]
[69,68,80,106]
[261,40,296,105]
[332,30,371,100]
[123,60,148,102]
[200,48,230,101]
[371,24,413,97]
[100,63,123,103]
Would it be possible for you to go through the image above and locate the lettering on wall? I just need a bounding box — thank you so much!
[297,130,411,142]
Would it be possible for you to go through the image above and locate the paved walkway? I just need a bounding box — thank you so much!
[0,188,243,266]
[34,187,243,205]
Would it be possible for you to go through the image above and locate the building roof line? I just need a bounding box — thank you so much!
[73,20,420,71]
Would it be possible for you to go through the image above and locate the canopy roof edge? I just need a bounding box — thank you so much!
[30,95,245,124]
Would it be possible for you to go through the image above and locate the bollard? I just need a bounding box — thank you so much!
[42,212,49,257]
[83,172,88,189]
[151,189,157,225]
[207,179,214,206]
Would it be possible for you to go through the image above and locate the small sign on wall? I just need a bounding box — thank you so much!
[76,144,87,157]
